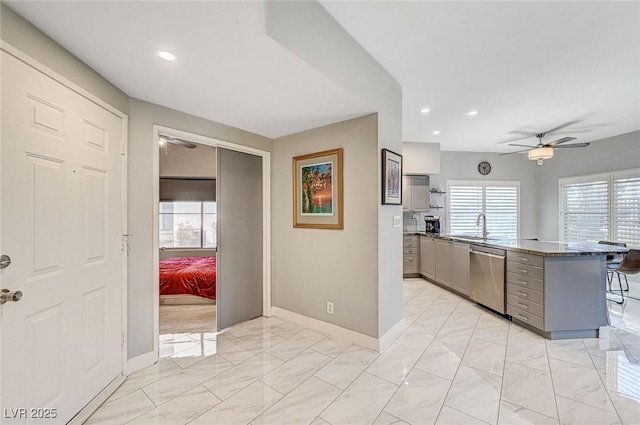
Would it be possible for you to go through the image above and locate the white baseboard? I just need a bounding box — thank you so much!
[68,375,125,425]
[125,350,158,375]
[270,307,405,352]
[378,318,407,351]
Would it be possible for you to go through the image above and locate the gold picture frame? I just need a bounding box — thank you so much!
[292,148,343,229]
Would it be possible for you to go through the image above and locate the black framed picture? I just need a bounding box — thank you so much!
[382,149,402,205]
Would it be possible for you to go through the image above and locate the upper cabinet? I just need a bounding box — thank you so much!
[403,175,429,211]
[403,142,440,175]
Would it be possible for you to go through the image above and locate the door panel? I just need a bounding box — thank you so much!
[216,149,263,331]
[1,51,124,423]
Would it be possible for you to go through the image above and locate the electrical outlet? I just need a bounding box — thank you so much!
[412,213,419,221]
[327,301,334,315]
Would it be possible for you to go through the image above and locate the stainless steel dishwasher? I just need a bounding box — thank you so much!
[469,245,506,314]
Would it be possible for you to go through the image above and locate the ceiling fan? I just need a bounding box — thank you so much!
[158,135,197,149]
[500,133,590,165]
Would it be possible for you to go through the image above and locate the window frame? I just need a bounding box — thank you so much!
[159,201,217,249]
[445,179,520,239]
[559,167,640,247]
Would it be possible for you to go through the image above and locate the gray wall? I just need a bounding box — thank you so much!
[127,99,272,358]
[265,1,404,337]
[272,115,379,337]
[536,131,640,241]
[159,142,217,178]
[428,151,539,239]
[0,3,129,114]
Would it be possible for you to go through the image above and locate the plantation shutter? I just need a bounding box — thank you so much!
[613,171,640,246]
[447,181,519,239]
[486,186,519,239]
[560,176,609,243]
[448,185,483,237]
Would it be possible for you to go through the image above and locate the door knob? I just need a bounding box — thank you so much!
[0,289,22,304]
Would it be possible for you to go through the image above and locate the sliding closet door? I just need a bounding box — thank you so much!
[216,148,263,331]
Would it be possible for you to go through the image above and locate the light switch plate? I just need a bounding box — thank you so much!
[393,216,401,227]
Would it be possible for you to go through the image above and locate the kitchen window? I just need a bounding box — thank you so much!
[560,168,640,247]
[446,180,520,239]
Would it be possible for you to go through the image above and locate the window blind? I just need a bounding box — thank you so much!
[561,178,609,243]
[486,186,519,239]
[560,168,640,247]
[448,185,483,237]
[447,180,519,239]
[613,172,640,246]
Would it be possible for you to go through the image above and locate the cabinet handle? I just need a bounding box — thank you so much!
[518,257,529,262]
[517,291,528,297]
[516,314,529,321]
[517,269,528,274]
[517,280,528,285]
[405,260,411,263]
[517,302,529,310]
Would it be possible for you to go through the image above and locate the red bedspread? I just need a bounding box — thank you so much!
[159,256,217,299]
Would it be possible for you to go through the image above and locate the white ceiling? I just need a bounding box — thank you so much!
[321,1,640,152]
[7,1,640,151]
[5,1,373,139]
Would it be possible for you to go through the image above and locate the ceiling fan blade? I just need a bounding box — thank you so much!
[499,148,532,156]
[168,138,197,149]
[508,143,536,149]
[544,136,577,147]
[543,120,581,135]
[497,134,535,144]
[552,142,590,149]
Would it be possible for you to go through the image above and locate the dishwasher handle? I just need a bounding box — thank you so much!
[470,250,505,260]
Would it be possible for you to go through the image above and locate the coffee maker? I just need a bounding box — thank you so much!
[425,215,441,234]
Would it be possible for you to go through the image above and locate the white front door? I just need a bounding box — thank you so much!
[0,51,125,424]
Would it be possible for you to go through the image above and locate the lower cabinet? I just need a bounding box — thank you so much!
[403,235,420,276]
[434,239,453,287]
[451,242,470,295]
[419,236,435,279]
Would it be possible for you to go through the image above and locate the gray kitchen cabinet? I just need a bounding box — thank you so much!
[403,235,420,277]
[420,236,435,279]
[402,175,429,211]
[435,239,453,287]
[451,242,470,295]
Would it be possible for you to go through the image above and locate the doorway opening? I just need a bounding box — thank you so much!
[152,126,271,363]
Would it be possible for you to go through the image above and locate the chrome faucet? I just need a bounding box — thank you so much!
[476,213,489,240]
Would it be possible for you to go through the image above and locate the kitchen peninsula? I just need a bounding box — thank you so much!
[404,233,629,339]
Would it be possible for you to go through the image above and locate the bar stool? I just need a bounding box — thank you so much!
[599,241,627,304]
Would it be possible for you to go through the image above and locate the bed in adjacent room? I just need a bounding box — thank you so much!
[159,256,217,300]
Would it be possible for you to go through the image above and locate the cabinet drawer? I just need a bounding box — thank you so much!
[403,247,418,255]
[508,304,544,330]
[403,255,418,273]
[403,236,418,248]
[506,272,544,293]
[507,261,544,280]
[506,284,544,305]
[507,294,544,317]
[507,251,544,267]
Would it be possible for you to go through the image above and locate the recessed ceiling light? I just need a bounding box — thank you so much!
[433,130,440,135]
[158,50,176,61]
[420,107,430,114]
[467,110,479,116]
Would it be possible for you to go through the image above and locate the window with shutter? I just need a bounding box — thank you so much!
[446,180,519,239]
[613,171,640,246]
[559,168,640,247]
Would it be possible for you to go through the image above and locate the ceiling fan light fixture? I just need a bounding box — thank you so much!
[528,147,553,165]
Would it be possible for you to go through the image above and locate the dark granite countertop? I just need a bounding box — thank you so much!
[418,233,629,257]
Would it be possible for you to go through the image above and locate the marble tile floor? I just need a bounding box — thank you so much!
[87,279,640,425]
